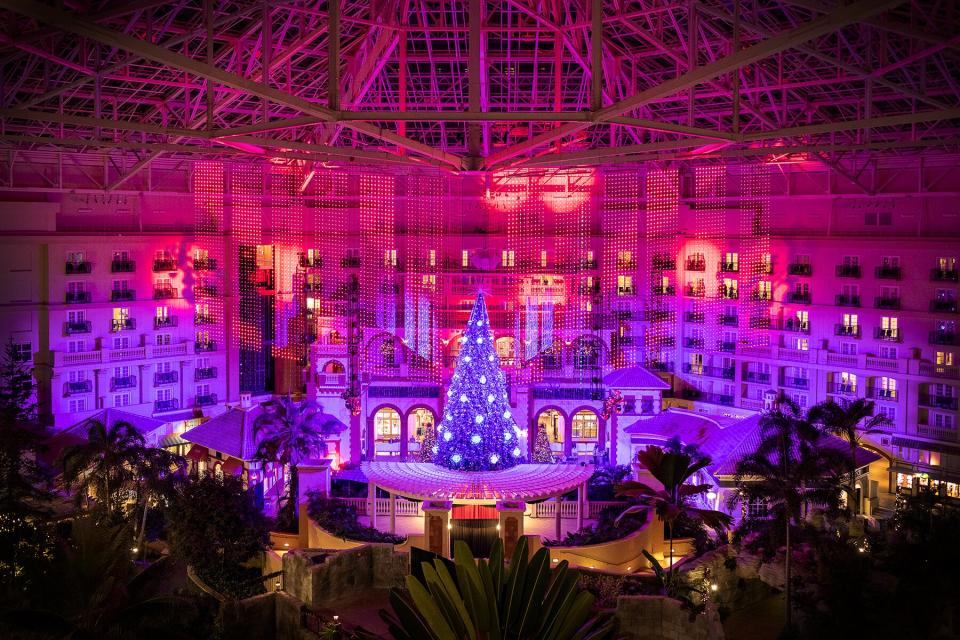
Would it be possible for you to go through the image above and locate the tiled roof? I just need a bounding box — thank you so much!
[603,366,671,390]
[181,406,261,460]
[58,408,166,439]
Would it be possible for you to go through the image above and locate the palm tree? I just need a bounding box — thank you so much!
[60,420,149,521]
[731,397,846,630]
[615,439,732,587]
[132,446,185,559]
[252,396,345,523]
[809,398,889,515]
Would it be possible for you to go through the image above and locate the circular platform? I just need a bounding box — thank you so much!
[361,461,595,504]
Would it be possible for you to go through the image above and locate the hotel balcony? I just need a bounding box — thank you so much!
[195,393,218,407]
[719,261,739,273]
[304,281,321,294]
[867,388,898,401]
[154,371,179,385]
[299,253,324,268]
[617,287,636,296]
[929,331,957,345]
[835,294,861,307]
[652,255,676,270]
[786,291,811,304]
[153,287,178,300]
[749,316,772,329]
[754,263,773,275]
[111,318,136,332]
[645,309,674,322]
[341,256,361,268]
[64,320,92,335]
[780,319,810,334]
[65,261,92,274]
[835,265,861,278]
[63,380,92,396]
[718,313,738,327]
[195,366,217,381]
[919,394,959,410]
[195,284,218,297]
[719,287,738,300]
[66,291,92,304]
[919,362,960,380]
[111,259,136,273]
[684,285,705,298]
[787,263,812,276]
[617,259,637,270]
[683,337,705,349]
[874,327,901,342]
[701,392,735,406]
[875,296,901,310]
[153,258,177,272]
[834,324,861,338]
[581,258,598,269]
[930,268,959,282]
[154,316,178,329]
[110,375,137,391]
[782,376,810,390]
[683,364,735,380]
[195,340,217,352]
[111,289,135,302]
[194,257,217,271]
[827,382,858,396]
[154,399,179,413]
[744,371,771,384]
[717,341,737,353]
[685,258,706,271]
[750,290,772,301]
[195,314,215,325]
[684,311,705,323]
[875,265,902,280]
[930,299,958,313]
[651,284,675,296]
[648,361,674,373]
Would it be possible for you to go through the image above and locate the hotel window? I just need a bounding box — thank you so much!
[67,281,86,295]
[746,497,768,520]
[422,275,436,286]
[540,251,548,268]
[255,244,273,269]
[757,281,771,300]
[67,250,86,264]
[880,316,898,338]
[68,340,85,353]
[157,362,173,374]
[501,250,515,267]
[429,249,436,267]
[384,249,397,267]
[936,351,954,366]
[795,254,810,265]
[795,311,809,330]
[375,408,401,441]
[794,337,809,351]
[156,305,169,320]
[721,278,738,299]
[934,414,956,430]
[878,377,897,400]
[113,393,130,408]
[617,275,634,295]
[586,250,595,265]
[113,250,130,262]
[194,248,208,261]
[689,353,704,374]
[842,313,858,329]
[842,255,859,267]
[935,288,957,302]
[462,250,469,267]
[155,334,171,346]
[196,383,210,398]
[937,257,956,271]
[68,399,86,413]
[878,405,896,423]
[112,279,130,292]
[112,337,130,350]
[760,253,772,273]
[839,372,857,393]
[617,250,633,268]
[571,411,599,441]
[879,345,898,359]
[723,252,739,271]
[841,342,858,356]
[156,388,173,402]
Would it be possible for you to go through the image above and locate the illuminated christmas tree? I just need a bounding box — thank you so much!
[436,293,523,471]
[418,423,437,462]
[532,424,554,463]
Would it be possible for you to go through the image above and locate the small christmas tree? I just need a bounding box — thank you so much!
[532,424,554,463]
[418,422,437,462]
[436,293,523,471]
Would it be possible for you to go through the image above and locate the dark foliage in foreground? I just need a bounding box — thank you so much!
[306,492,406,544]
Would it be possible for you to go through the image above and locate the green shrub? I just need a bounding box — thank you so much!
[306,492,406,544]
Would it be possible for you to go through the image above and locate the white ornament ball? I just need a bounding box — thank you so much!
[446,389,452,397]
[465,355,472,362]
[445,413,452,421]
[489,454,499,464]
[477,320,484,327]
[443,431,453,441]
[475,414,484,424]
[487,394,494,403]
[512,447,522,457]
[452,454,462,463]
[460,394,468,403]
[432,446,439,454]
[488,354,494,362]
[480,375,487,384]
[503,410,512,420]
[504,431,512,442]
[477,337,483,344]
[471,434,482,444]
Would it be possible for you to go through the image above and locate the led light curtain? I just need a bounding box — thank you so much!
[553,172,593,383]
[359,174,398,374]
[602,171,640,369]
[232,164,266,392]
[313,171,349,329]
[644,169,680,368]
[405,173,443,378]
[740,165,772,348]
[192,162,225,351]
[269,167,302,366]
[694,165,726,369]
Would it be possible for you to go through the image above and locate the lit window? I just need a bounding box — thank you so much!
[572,411,599,441]
[839,372,857,393]
[384,249,397,266]
[540,251,548,268]
[843,313,859,328]
[501,250,515,267]
[462,250,469,267]
[617,251,633,268]
[617,275,634,295]
[429,249,436,267]
[795,338,809,351]
[936,351,954,366]
[375,408,401,441]
[255,244,273,269]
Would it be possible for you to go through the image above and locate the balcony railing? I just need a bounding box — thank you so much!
[719,261,739,273]
[154,399,179,412]
[194,257,217,271]
[153,258,177,272]
[64,320,92,335]
[195,341,217,352]
[835,265,861,278]
[781,319,810,334]
[869,388,898,401]
[834,324,861,337]
[110,375,137,391]
[919,394,959,410]
[63,380,92,395]
[111,289,135,301]
[153,287,178,300]
[718,314,738,326]
[875,265,902,280]
[298,254,324,268]
[717,341,737,353]
[835,294,860,307]
[744,371,771,383]
[685,258,706,271]
[827,382,857,396]
[645,309,674,322]
[683,337,705,349]
[65,261,92,274]
[782,376,809,390]
[719,287,738,300]
[651,284,675,296]
[874,327,901,342]
[917,424,958,441]
[617,287,636,296]
[875,296,901,310]
[929,331,957,345]
[749,316,772,329]
[66,291,92,304]
[195,393,218,407]
[111,259,135,273]
[787,263,812,276]
[701,392,735,406]
[195,284,218,297]
[111,318,136,332]
[652,256,676,270]
[341,257,361,268]
[154,316,178,329]
[930,268,958,282]
[786,291,811,304]
[684,311,705,323]
[648,361,674,372]
[930,299,958,313]
[684,285,706,298]
[154,371,179,385]
[195,314,215,325]
[195,366,217,381]
[754,263,773,275]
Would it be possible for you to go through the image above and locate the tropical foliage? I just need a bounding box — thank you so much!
[543,503,647,547]
[363,537,618,640]
[305,492,405,544]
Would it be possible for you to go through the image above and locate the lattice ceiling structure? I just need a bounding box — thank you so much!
[0,0,958,182]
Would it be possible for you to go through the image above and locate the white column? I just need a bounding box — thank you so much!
[389,492,397,534]
[554,494,562,540]
[368,482,378,529]
[577,482,585,531]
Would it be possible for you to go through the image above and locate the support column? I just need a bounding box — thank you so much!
[366,416,376,460]
[554,494,562,540]
[296,458,332,548]
[496,501,525,559]
[609,412,618,464]
[422,500,452,558]
[389,492,397,534]
[368,482,378,529]
[563,416,573,459]
[577,481,587,531]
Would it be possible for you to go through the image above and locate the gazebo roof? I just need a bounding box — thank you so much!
[361,461,594,503]
[602,366,671,390]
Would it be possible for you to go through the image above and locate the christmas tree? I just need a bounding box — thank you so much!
[532,424,554,463]
[418,422,437,462]
[436,293,524,471]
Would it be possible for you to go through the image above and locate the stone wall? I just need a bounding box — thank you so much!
[615,595,724,640]
[219,592,311,640]
[679,546,780,612]
[283,544,407,608]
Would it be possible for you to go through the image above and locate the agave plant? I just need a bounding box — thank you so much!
[366,537,618,640]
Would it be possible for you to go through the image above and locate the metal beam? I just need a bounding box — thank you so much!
[106,151,163,191]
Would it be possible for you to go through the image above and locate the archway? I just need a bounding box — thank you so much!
[536,408,565,457]
[495,336,516,367]
[373,407,402,457]
[571,409,600,458]
[406,407,436,458]
[322,360,345,374]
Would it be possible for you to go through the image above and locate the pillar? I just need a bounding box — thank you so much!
[563,414,573,458]
[577,481,587,531]
[389,492,397,534]
[296,458,332,547]
[422,500,453,558]
[368,482,378,529]
[609,412,618,464]
[350,413,362,464]
[554,494,562,540]
[366,416,376,460]
[496,501,525,559]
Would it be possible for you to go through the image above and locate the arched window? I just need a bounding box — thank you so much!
[374,408,401,442]
[322,360,345,374]
[408,408,435,443]
[537,409,564,444]
[495,337,515,366]
[571,410,599,441]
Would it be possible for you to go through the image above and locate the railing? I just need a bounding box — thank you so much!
[63,380,92,396]
[111,260,136,273]
[835,265,861,278]
[786,291,811,304]
[835,294,860,307]
[683,364,734,380]
[155,316,178,329]
[111,289,136,301]
[875,265,902,280]
[719,261,739,273]
[195,284,218,296]
[874,327,901,342]
[111,318,136,332]
[718,314,738,326]
[917,424,958,441]
[648,361,674,373]
[154,371,179,385]
[700,392,735,406]
[685,259,706,271]
[919,363,960,379]
[338,497,423,517]
[780,319,810,334]
[930,268,958,282]
[298,254,324,269]
[195,393,218,407]
[684,286,705,298]
[645,309,674,322]
[719,288,739,300]
[929,331,957,345]
[652,256,676,270]
[919,394,959,410]
[827,383,857,396]
[317,373,347,386]
[153,287,179,300]
[617,287,636,296]
[153,259,177,272]
[532,501,628,519]
[55,350,102,366]
[778,347,811,362]
[341,257,361,268]
[65,261,92,274]
[825,352,858,366]
[151,342,192,358]
[154,399,179,412]
[66,291,92,304]
[834,324,861,337]
[195,341,217,352]
[194,257,217,271]
[683,337,704,348]
[867,388,897,401]
[716,341,737,353]
[744,371,771,384]
[106,346,145,362]
[875,297,900,310]
[195,367,217,381]
[787,263,812,276]
[684,311,704,323]
[64,320,92,335]
[930,299,958,313]
[865,356,900,372]
[782,376,809,389]
[110,375,137,391]
[195,314,215,325]
[751,291,772,301]
[749,316,771,329]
